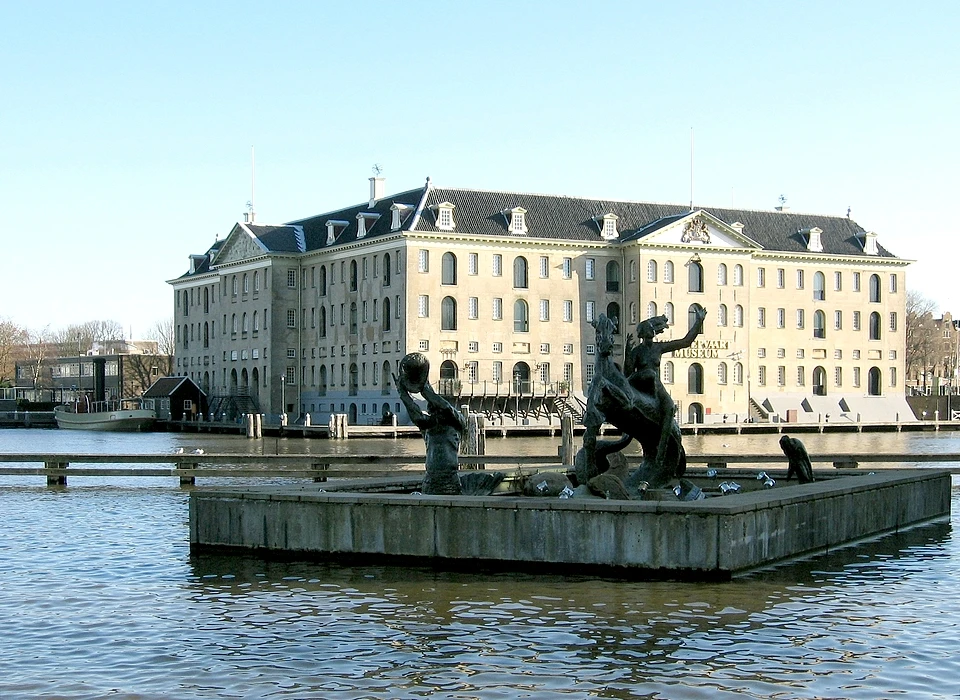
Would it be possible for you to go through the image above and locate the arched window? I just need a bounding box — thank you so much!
[718,362,728,384]
[606,302,620,332]
[868,367,882,396]
[647,260,658,282]
[689,304,704,331]
[733,305,744,327]
[663,361,674,384]
[350,261,358,291]
[442,252,457,285]
[733,362,743,384]
[318,307,326,337]
[629,260,637,282]
[350,302,358,335]
[733,264,744,286]
[514,299,529,332]
[688,403,704,424]
[318,365,327,396]
[231,314,238,334]
[254,271,260,293]
[718,304,728,327]
[514,257,528,288]
[242,313,249,333]
[441,296,457,330]
[647,301,657,319]
[606,261,620,292]
[813,366,827,396]
[688,261,703,293]
[382,298,391,331]
[717,263,728,286]
[253,310,259,332]
[814,310,826,338]
[814,271,825,301]
[629,302,637,324]
[203,322,209,348]
[869,311,881,340]
[688,363,704,394]
[349,364,359,396]
[664,302,675,325]
[869,274,881,303]
[383,254,392,287]
[232,276,238,296]
[242,274,249,294]
[664,260,675,283]
[203,287,209,313]
[381,361,392,395]
[319,266,326,296]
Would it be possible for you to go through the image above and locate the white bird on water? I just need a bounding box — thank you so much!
[191,448,205,455]
[174,447,184,454]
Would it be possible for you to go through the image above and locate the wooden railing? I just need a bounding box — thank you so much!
[0,452,957,486]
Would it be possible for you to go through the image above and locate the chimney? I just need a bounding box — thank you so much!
[369,177,386,207]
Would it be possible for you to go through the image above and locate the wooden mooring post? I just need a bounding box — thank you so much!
[44,459,68,486]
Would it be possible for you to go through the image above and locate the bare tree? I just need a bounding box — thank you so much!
[146,317,176,356]
[0,318,28,386]
[49,319,125,353]
[905,290,939,393]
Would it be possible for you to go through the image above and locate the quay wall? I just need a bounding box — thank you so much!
[190,470,951,579]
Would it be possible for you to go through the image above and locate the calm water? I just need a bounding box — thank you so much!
[0,429,958,698]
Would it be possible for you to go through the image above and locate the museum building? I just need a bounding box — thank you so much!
[169,177,911,426]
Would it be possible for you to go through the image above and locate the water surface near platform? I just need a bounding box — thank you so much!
[0,429,958,698]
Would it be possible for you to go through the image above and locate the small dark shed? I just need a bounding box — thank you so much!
[143,377,208,421]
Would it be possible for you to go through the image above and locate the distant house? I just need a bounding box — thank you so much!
[143,377,207,421]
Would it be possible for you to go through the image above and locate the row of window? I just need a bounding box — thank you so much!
[754,365,896,393]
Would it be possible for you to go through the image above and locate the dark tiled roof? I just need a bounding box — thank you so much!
[143,376,189,398]
[413,187,896,258]
[287,187,426,251]
[246,224,304,253]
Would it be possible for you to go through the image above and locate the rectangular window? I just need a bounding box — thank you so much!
[395,295,401,318]
[796,269,804,289]
[796,309,804,329]
[854,366,861,387]
[492,342,503,354]
[539,256,549,278]
[853,272,861,292]
[585,301,596,323]
[287,348,296,358]
[853,311,861,331]
[468,297,478,320]
[777,348,786,358]
[757,307,766,328]
[540,343,550,354]
[467,361,478,383]
[286,309,297,328]
[777,268,785,289]
[564,362,574,384]
[468,253,478,275]
[758,348,766,358]
[797,366,805,386]
[853,349,861,360]
[493,254,502,276]
[757,267,765,287]
[834,271,842,291]
[777,308,785,329]
[889,350,897,360]
[890,274,898,293]
[563,343,574,354]
[562,257,572,279]
[889,312,898,332]
[835,310,843,330]
[418,295,429,318]
[418,340,429,351]
[890,367,897,387]
[539,299,550,321]
[585,364,595,384]
[287,269,297,288]
[834,349,843,359]
[538,362,550,384]
[492,298,503,320]
[586,344,596,355]
[796,349,805,359]
[468,341,479,352]
[585,258,596,280]
[563,300,573,322]
[777,366,785,387]
[418,250,429,273]
[758,366,767,386]
[835,367,842,387]
[493,361,503,382]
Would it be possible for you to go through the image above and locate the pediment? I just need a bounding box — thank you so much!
[211,224,268,265]
[639,211,762,250]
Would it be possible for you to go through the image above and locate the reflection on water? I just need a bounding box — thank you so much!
[0,429,958,698]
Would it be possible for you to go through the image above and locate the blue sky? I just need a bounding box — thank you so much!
[2,1,957,335]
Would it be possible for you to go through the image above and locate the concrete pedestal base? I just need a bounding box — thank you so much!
[189,470,951,580]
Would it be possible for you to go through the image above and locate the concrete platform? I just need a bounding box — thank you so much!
[189,469,952,580]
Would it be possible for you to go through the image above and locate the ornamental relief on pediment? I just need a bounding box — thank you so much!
[216,232,261,264]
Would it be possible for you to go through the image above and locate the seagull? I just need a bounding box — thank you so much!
[174,447,184,454]
[191,448,205,455]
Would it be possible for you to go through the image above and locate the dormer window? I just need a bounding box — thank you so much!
[507,207,528,235]
[356,212,380,239]
[802,226,823,253]
[390,203,412,231]
[433,202,456,231]
[600,213,618,240]
[862,231,878,255]
[325,220,348,245]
